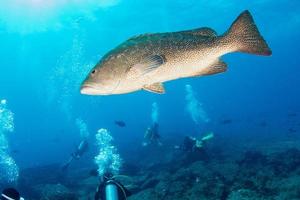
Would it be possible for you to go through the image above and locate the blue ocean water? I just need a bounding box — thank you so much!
[0,0,300,199]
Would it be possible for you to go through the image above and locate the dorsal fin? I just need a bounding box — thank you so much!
[127,33,153,42]
[182,27,217,37]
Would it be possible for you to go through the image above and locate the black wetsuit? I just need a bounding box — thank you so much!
[61,140,89,171]
[182,136,197,152]
[73,140,89,159]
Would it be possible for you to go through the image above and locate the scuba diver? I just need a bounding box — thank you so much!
[1,188,24,200]
[176,132,214,152]
[94,172,131,200]
[143,122,162,146]
[61,139,89,171]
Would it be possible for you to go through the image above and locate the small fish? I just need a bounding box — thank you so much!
[258,121,268,127]
[115,120,126,127]
[89,168,99,177]
[288,112,297,117]
[11,149,19,154]
[81,10,271,95]
[220,119,232,125]
[288,128,297,133]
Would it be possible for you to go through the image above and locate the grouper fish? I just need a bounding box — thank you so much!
[81,10,272,95]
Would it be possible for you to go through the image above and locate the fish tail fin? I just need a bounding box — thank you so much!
[224,10,272,56]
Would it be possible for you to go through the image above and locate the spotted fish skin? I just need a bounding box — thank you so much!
[81,10,271,95]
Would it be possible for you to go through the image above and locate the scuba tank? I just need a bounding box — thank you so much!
[105,180,119,200]
[94,173,131,200]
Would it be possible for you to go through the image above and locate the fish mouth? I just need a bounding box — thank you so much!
[80,85,101,95]
[80,84,114,95]
[80,79,121,95]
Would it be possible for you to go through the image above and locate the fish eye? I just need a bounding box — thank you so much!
[92,70,96,74]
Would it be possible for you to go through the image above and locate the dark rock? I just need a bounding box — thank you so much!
[34,184,78,200]
[237,151,268,166]
[269,148,300,176]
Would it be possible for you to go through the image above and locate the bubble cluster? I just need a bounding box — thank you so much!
[76,118,89,139]
[185,84,210,124]
[151,102,159,124]
[47,36,92,120]
[0,99,19,184]
[94,128,122,177]
[0,100,14,133]
[0,154,19,183]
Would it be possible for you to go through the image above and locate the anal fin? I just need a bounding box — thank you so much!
[193,59,227,77]
[143,83,165,94]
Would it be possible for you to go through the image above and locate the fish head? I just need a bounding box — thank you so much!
[81,56,124,95]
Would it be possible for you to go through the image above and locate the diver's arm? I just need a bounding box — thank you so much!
[61,156,74,171]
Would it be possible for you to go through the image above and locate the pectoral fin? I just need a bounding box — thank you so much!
[143,83,165,94]
[193,59,227,77]
[128,55,165,78]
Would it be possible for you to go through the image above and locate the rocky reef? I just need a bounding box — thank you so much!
[17,140,300,200]
[127,148,300,200]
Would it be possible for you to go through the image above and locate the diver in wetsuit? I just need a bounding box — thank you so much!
[61,139,89,171]
[177,132,214,152]
[182,136,197,152]
[1,188,24,200]
[94,173,131,200]
[143,122,162,146]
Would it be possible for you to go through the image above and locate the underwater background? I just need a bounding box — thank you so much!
[0,0,300,199]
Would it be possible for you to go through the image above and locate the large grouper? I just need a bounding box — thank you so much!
[81,10,272,95]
